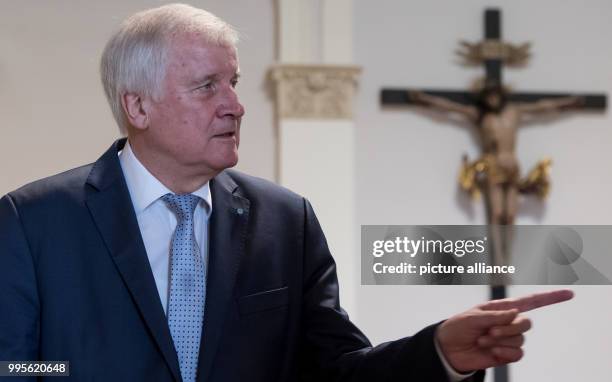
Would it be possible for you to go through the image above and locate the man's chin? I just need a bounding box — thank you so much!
[212,154,239,172]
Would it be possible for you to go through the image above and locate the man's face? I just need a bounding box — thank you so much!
[143,33,244,177]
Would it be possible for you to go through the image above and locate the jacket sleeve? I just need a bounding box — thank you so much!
[0,194,40,367]
[298,198,484,382]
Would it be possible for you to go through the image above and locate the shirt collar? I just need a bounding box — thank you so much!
[118,140,213,217]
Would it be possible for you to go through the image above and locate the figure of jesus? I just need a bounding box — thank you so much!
[410,81,583,269]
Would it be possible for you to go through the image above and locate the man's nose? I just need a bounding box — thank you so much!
[217,88,245,119]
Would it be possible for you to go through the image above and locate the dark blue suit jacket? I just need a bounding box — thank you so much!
[0,139,479,381]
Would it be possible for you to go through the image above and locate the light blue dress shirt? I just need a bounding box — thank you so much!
[119,141,212,314]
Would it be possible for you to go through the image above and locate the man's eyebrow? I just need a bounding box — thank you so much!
[190,74,217,86]
[189,72,240,86]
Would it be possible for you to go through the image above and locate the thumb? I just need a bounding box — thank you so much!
[472,309,519,329]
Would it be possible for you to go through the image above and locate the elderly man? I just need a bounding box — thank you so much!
[0,4,572,382]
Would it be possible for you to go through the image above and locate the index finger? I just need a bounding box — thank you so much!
[480,289,574,312]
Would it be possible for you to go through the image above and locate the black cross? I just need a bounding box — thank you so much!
[380,8,606,382]
[381,9,607,109]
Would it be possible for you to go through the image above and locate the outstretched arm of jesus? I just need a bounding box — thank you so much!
[408,90,479,121]
[517,96,585,114]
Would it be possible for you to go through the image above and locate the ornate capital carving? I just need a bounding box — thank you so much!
[269,64,361,119]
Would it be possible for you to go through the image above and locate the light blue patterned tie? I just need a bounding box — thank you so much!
[162,193,205,382]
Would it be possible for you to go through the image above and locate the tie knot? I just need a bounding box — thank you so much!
[162,193,200,221]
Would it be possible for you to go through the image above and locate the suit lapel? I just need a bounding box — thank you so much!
[197,172,250,382]
[85,139,181,382]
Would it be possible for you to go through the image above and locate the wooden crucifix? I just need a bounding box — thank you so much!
[381,8,606,286]
[381,10,606,381]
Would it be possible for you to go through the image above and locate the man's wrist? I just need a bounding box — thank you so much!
[434,328,475,382]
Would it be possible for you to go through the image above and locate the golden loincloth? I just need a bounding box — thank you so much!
[459,155,551,199]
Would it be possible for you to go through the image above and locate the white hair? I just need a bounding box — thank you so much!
[100,3,239,135]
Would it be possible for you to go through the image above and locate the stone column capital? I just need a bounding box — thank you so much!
[269,64,361,119]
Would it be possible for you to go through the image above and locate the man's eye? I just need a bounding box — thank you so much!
[230,78,239,88]
[195,82,213,91]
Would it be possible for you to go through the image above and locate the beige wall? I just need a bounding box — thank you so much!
[0,0,275,194]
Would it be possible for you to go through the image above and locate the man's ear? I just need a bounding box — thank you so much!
[121,92,150,131]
